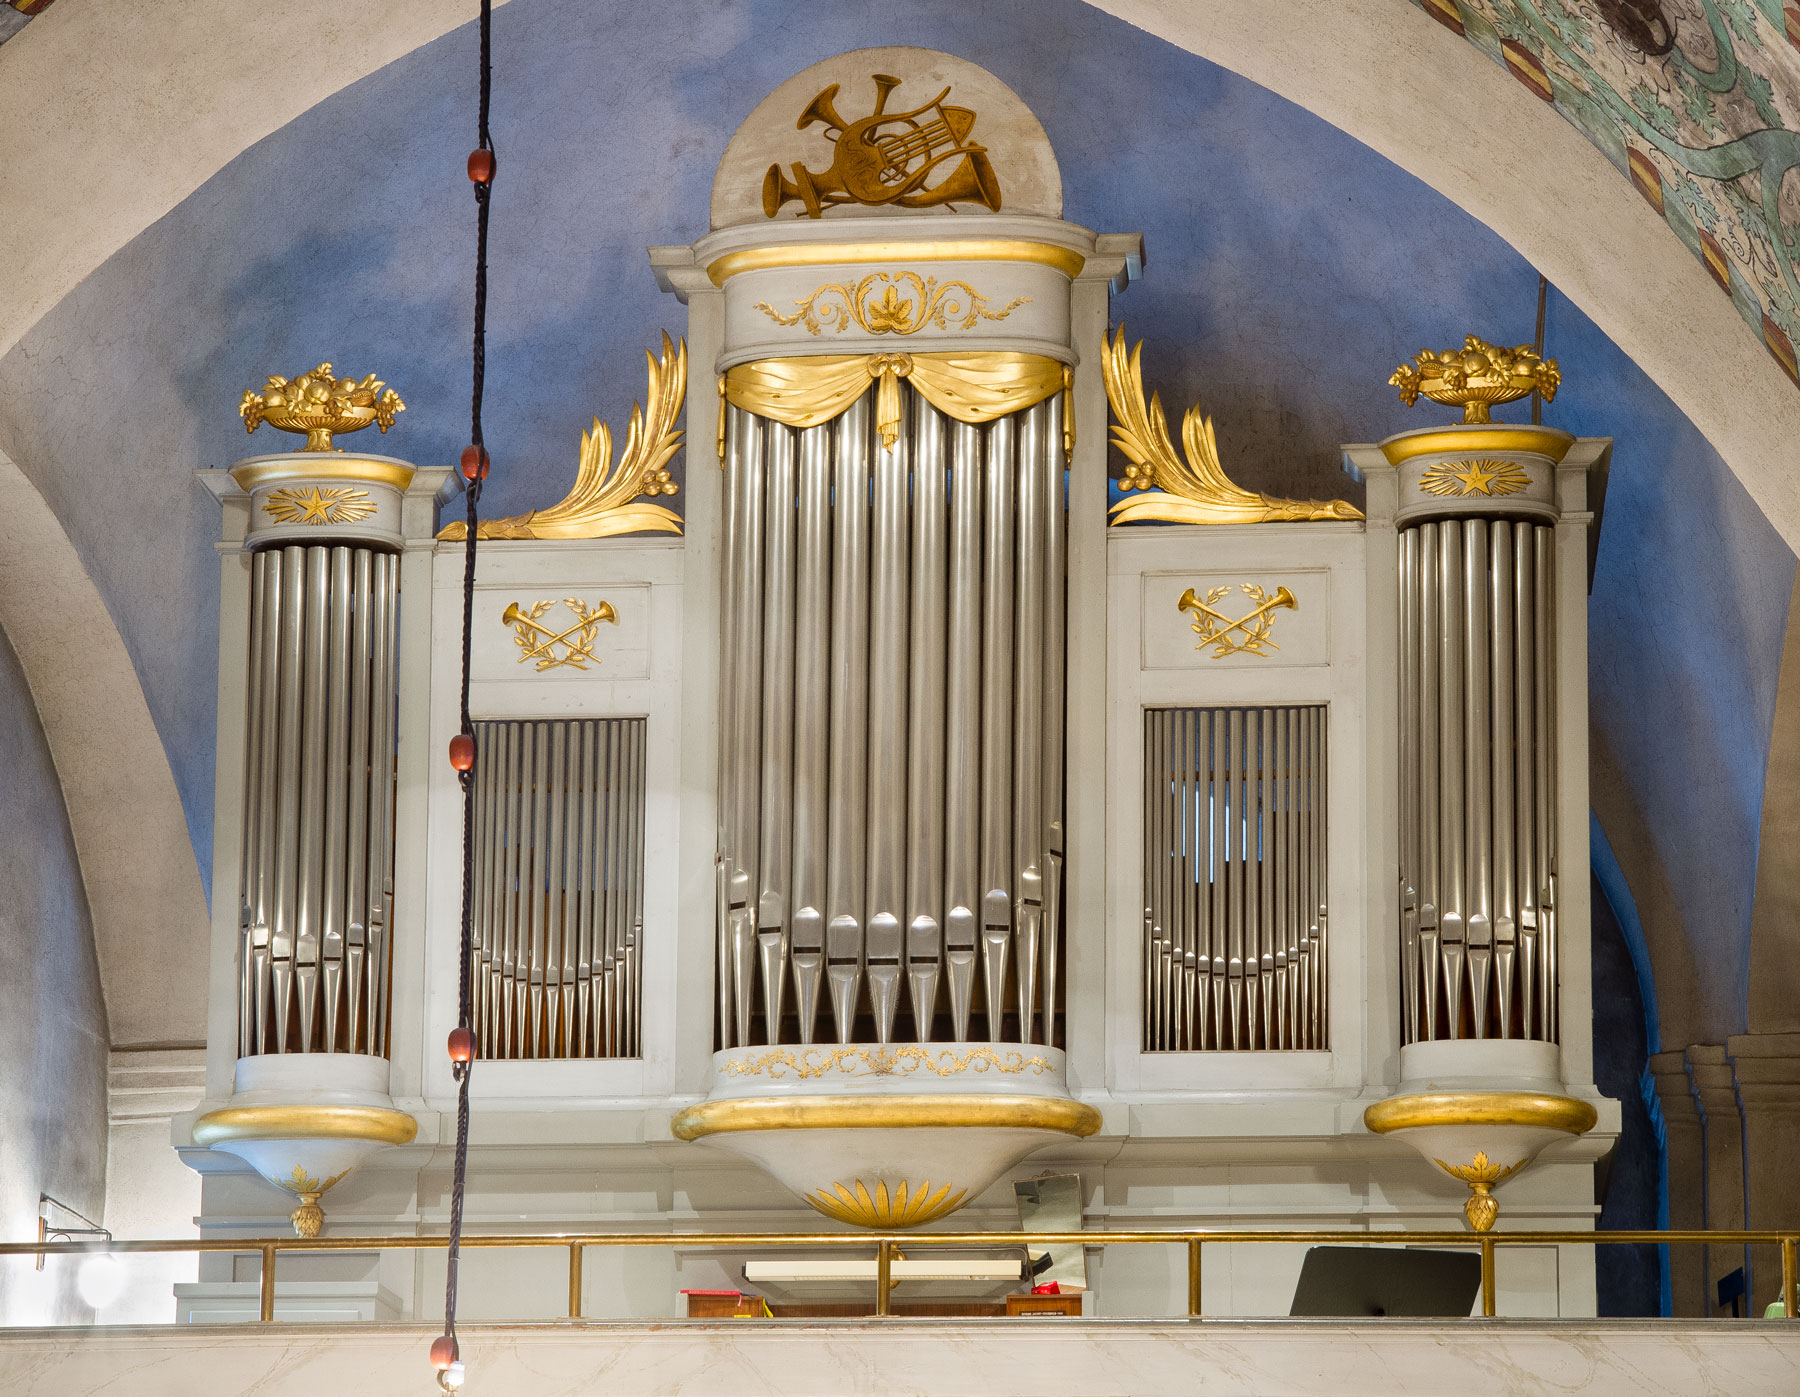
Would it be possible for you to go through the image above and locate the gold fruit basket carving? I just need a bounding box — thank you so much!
[241,363,406,452]
[1388,335,1560,424]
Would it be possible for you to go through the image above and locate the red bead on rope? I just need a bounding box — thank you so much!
[448,733,476,772]
[448,1027,476,1064]
[430,1334,458,1370]
[467,149,495,184]
[459,445,490,480]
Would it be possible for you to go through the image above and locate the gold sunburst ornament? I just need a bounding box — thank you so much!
[807,1178,969,1229]
[1417,458,1532,498]
[1389,335,1560,424]
[1103,328,1363,525]
[240,364,405,452]
[262,485,379,526]
[440,334,687,541]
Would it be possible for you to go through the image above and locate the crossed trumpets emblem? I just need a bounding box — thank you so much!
[502,598,617,672]
[1177,583,1297,658]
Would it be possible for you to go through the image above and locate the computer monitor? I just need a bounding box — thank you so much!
[1288,1246,1483,1318]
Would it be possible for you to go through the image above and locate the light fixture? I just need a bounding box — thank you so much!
[37,1194,125,1311]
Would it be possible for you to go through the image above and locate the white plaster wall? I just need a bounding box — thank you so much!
[0,624,107,1326]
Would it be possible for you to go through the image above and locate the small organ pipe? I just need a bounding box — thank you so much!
[865,402,911,1045]
[758,422,797,1039]
[943,419,983,1042]
[791,424,833,1045]
[905,402,948,1041]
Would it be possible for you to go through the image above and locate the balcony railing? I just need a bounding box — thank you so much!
[6,1228,1797,1323]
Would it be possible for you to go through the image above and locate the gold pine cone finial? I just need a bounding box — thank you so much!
[1389,335,1559,424]
[241,363,405,452]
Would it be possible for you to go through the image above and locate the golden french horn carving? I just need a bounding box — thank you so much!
[1103,328,1362,526]
[763,72,1003,218]
[440,334,685,541]
[241,364,404,453]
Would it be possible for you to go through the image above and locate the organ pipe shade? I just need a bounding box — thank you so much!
[1142,706,1329,1052]
[239,544,399,1057]
[469,718,647,1059]
[1398,519,1558,1044]
[717,383,1066,1049]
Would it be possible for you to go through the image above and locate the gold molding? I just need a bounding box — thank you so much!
[706,239,1085,286]
[1103,327,1363,525]
[440,334,685,541]
[671,1093,1103,1140]
[1378,425,1574,467]
[719,1044,1056,1081]
[191,1104,419,1146]
[1362,1091,1598,1135]
[807,1178,968,1230]
[754,271,1028,337]
[231,457,415,492]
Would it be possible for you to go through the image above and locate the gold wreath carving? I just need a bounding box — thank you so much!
[807,1178,969,1230]
[440,334,685,541]
[754,272,1028,337]
[1177,583,1297,658]
[502,597,618,672]
[262,485,378,526]
[1417,458,1532,498]
[1103,328,1363,525]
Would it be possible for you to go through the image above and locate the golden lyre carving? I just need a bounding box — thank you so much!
[755,271,1028,336]
[763,72,1003,219]
[1103,328,1363,526]
[1417,458,1532,498]
[261,485,377,526]
[440,335,685,541]
[1177,583,1297,658]
[1433,1151,1526,1233]
[240,364,404,453]
[807,1178,969,1230]
[503,598,618,672]
[1389,335,1561,424]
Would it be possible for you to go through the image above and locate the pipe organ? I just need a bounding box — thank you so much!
[188,47,1619,1316]
[717,384,1066,1049]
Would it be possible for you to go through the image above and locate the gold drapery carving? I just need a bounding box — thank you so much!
[721,349,1070,454]
[1102,327,1363,526]
[439,334,686,541]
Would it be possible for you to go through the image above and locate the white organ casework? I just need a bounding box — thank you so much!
[178,47,1619,1322]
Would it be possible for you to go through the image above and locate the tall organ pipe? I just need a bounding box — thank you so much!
[719,383,1067,1048]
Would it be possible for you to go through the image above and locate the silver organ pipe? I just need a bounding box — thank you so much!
[718,383,1067,1047]
[467,717,647,1058]
[1399,518,1558,1042]
[238,544,398,1057]
[1141,705,1328,1051]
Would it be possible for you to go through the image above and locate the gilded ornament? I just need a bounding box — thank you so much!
[240,364,404,452]
[807,1178,968,1230]
[1417,458,1533,498]
[1388,335,1561,425]
[1103,329,1363,525]
[719,1044,1055,1081]
[1432,1151,1525,1233]
[755,271,1028,336]
[763,73,1002,218]
[275,1164,350,1240]
[261,485,378,526]
[440,334,685,541]
[1177,583,1297,658]
[503,598,617,672]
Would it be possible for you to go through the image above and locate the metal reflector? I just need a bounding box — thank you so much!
[1141,704,1329,1052]
[469,717,647,1059]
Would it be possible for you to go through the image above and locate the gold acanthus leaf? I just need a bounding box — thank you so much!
[1102,328,1363,526]
[440,334,686,541]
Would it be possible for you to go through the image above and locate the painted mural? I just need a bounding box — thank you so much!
[1412,0,1800,386]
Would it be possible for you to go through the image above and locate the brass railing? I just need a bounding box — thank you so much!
[6,1229,1797,1324]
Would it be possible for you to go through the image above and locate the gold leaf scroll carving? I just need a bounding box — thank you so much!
[755,271,1028,336]
[440,334,685,541]
[762,73,1002,219]
[722,350,1069,453]
[1103,328,1363,526]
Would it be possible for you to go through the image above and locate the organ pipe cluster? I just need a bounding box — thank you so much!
[238,544,399,1057]
[1142,706,1329,1052]
[1398,518,1558,1043]
[717,384,1067,1048]
[469,718,646,1059]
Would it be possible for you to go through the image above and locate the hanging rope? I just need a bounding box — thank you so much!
[431,0,495,1389]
